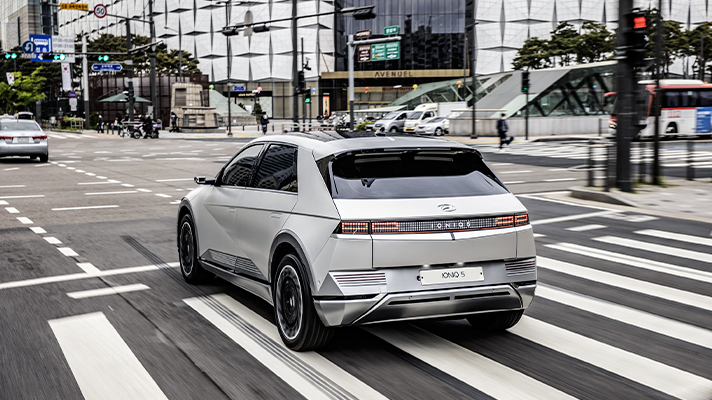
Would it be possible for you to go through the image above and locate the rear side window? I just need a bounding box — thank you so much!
[328,149,508,199]
[222,144,264,186]
[251,144,298,192]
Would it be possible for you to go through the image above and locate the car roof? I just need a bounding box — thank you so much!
[247,132,469,159]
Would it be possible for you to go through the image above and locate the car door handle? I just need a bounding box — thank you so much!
[227,208,235,214]
[271,212,282,219]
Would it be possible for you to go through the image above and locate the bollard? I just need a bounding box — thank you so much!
[587,140,594,187]
[272,124,274,132]
[605,144,614,192]
[242,125,245,131]
[687,140,694,180]
[637,141,646,184]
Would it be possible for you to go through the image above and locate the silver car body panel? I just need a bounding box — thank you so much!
[181,134,537,328]
[0,129,48,157]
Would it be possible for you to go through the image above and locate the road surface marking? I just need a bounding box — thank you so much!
[566,224,607,231]
[155,178,193,182]
[122,183,135,187]
[49,312,169,400]
[546,242,712,284]
[17,217,33,224]
[5,207,19,213]
[4,167,19,171]
[532,211,617,226]
[58,164,66,167]
[364,324,574,400]
[136,188,152,193]
[510,317,712,400]
[636,229,712,248]
[503,181,525,184]
[96,176,107,179]
[544,178,577,182]
[76,263,101,274]
[77,181,121,185]
[595,236,712,264]
[185,294,388,400]
[155,157,205,161]
[53,205,120,211]
[169,200,181,205]
[44,237,62,245]
[0,201,7,205]
[500,170,532,174]
[538,285,712,351]
[30,227,46,234]
[155,194,171,198]
[0,262,178,290]
[537,256,712,312]
[533,233,546,238]
[0,185,25,188]
[58,247,79,257]
[0,195,45,199]
[66,167,75,170]
[85,191,139,196]
[85,173,95,176]
[67,284,150,299]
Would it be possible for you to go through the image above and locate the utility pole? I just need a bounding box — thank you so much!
[470,16,478,139]
[226,0,232,136]
[292,0,299,131]
[148,0,157,121]
[653,1,662,184]
[301,37,306,129]
[348,34,355,131]
[82,35,90,129]
[127,21,135,122]
[462,37,468,100]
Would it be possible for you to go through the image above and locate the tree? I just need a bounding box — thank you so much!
[156,50,201,75]
[512,37,552,70]
[0,69,47,113]
[549,22,579,66]
[576,22,614,63]
[645,9,687,78]
[684,22,712,80]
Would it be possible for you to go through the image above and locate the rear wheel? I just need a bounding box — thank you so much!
[467,310,524,331]
[389,127,398,133]
[274,254,333,351]
[30,156,37,160]
[178,214,209,283]
[39,154,48,163]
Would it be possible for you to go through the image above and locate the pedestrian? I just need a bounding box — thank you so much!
[497,113,513,150]
[260,113,269,135]
[112,117,119,134]
[170,111,179,132]
[97,115,104,133]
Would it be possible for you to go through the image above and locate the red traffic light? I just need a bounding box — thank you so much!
[633,16,647,30]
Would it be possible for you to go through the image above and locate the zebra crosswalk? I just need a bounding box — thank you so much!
[47,132,115,140]
[44,221,712,399]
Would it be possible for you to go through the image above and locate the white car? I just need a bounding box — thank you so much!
[178,133,537,350]
[415,116,448,135]
[0,119,48,162]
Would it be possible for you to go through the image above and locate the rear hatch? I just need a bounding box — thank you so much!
[325,147,526,267]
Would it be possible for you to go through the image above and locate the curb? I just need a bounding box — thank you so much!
[569,187,636,207]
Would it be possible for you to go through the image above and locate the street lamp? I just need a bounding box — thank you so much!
[164,26,183,82]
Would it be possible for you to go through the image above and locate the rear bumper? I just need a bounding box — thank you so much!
[314,282,536,327]
[0,142,48,156]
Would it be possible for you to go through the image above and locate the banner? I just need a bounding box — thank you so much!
[6,72,14,85]
[61,63,72,91]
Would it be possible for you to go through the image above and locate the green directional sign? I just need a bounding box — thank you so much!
[371,42,400,61]
[384,25,399,35]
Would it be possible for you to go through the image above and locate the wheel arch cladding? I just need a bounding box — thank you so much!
[270,232,317,295]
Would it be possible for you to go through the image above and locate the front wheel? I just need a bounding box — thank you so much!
[133,130,142,139]
[466,310,524,331]
[389,127,398,133]
[274,254,333,351]
[435,128,443,136]
[178,214,209,283]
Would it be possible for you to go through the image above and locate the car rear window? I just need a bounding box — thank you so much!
[0,121,41,131]
[328,149,508,199]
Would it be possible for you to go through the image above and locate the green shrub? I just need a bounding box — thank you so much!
[355,120,375,131]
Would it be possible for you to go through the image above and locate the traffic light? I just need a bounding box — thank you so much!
[53,54,66,61]
[625,10,648,67]
[521,71,530,93]
[297,70,305,94]
[304,91,311,103]
[97,55,110,62]
[4,53,17,60]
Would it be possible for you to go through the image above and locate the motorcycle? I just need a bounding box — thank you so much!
[133,123,159,139]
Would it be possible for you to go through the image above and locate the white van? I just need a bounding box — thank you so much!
[403,104,438,133]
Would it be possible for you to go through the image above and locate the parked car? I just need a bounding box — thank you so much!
[0,119,48,162]
[368,110,412,133]
[178,133,536,351]
[403,109,436,133]
[415,116,448,135]
[403,103,463,133]
[15,111,34,120]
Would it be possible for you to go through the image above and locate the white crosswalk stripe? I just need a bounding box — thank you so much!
[595,235,712,264]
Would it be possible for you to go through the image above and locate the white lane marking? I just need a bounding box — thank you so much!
[94,151,112,154]
[595,236,712,264]
[77,181,121,185]
[85,173,95,176]
[510,316,712,400]
[517,193,618,211]
[53,205,120,211]
[169,200,181,205]
[49,312,169,400]
[601,214,658,222]
[58,164,66,167]
[0,262,178,290]
[538,256,712,312]
[503,181,525,184]
[0,195,45,199]
[155,194,171,198]
[636,229,712,248]
[500,170,532,174]
[364,324,574,400]
[548,168,569,171]
[30,227,46,234]
[75,169,85,173]
[4,167,19,171]
[136,188,152,193]
[76,263,100,274]
[491,162,513,166]
[533,233,546,238]
[532,211,618,226]
[17,217,33,224]
[67,284,150,299]
[185,294,389,400]
[0,200,7,205]
[44,237,62,245]
[546,242,712,284]
[538,285,712,351]
[85,191,138,196]
[155,157,205,161]
[121,183,135,187]
[5,207,19,213]
[566,224,607,232]
[155,178,193,182]
[58,247,79,257]
[544,178,577,182]
[66,167,75,170]
[0,185,25,188]
[96,176,107,179]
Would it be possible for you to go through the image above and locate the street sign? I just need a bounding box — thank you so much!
[22,41,35,54]
[30,35,75,63]
[232,85,246,91]
[6,73,15,86]
[60,3,88,11]
[92,63,123,72]
[384,26,399,35]
[30,34,52,54]
[371,42,400,61]
[358,45,371,62]
[68,91,77,98]
[356,30,371,40]
[93,4,107,18]
[69,98,78,111]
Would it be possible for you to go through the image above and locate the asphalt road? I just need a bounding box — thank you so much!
[1,132,711,400]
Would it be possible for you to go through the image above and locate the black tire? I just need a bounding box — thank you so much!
[274,254,333,351]
[435,127,443,136]
[466,310,524,331]
[389,127,398,133]
[133,131,142,139]
[178,214,209,284]
[30,155,37,160]
[39,154,48,163]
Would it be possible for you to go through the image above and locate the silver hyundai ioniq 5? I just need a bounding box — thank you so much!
[177,132,536,351]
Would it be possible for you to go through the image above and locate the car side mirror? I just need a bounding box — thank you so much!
[194,176,216,185]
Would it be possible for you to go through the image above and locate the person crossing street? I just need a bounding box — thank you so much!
[497,113,514,150]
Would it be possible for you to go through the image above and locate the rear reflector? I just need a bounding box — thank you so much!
[337,213,530,235]
[505,259,536,276]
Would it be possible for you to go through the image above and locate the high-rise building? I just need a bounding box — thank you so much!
[1,0,58,51]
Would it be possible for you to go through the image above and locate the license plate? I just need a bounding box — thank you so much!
[419,266,484,286]
[17,137,30,143]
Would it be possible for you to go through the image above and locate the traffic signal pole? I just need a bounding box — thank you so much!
[615,0,635,192]
[126,21,135,122]
[148,0,157,121]
[82,35,90,129]
[653,0,662,184]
